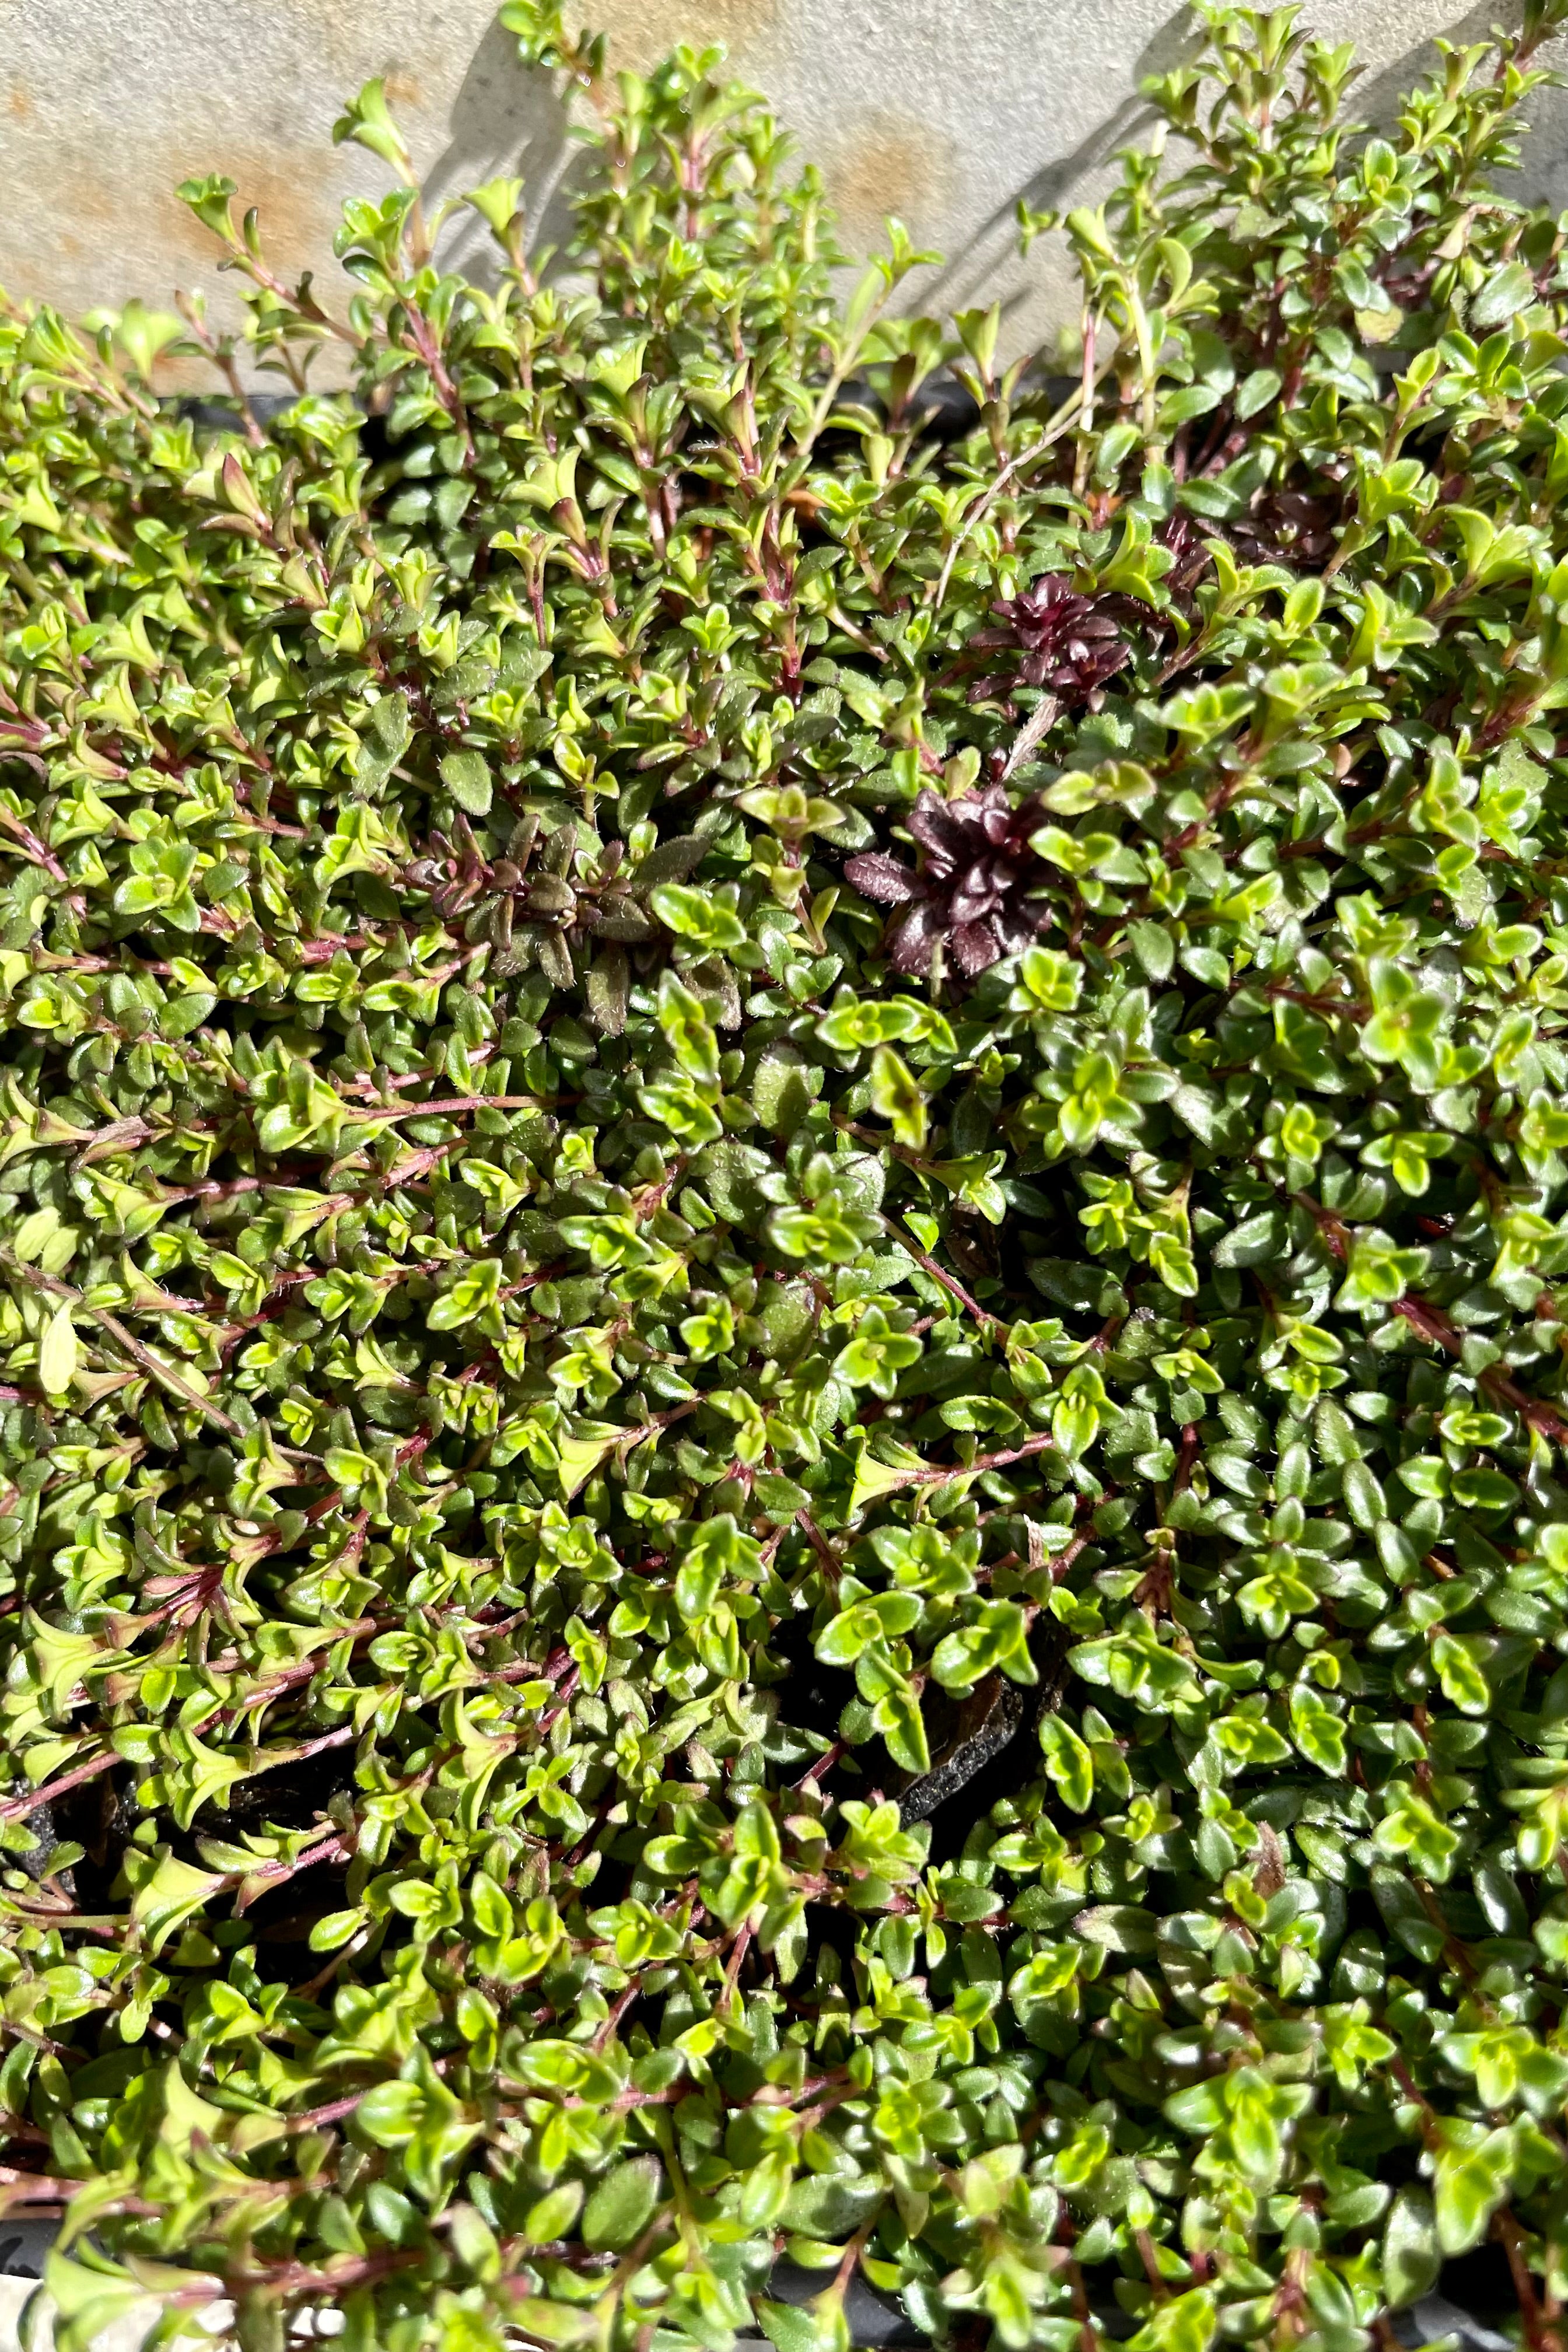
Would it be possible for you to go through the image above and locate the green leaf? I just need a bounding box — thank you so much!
[873,1683,930,1774]
[128,1853,225,1955]
[1433,2127,1516,2255]
[37,1301,77,1395]
[1038,1713,1094,1810]
[581,2155,664,2250]
[1470,262,1536,331]
[440,751,494,817]
[650,883,746,951]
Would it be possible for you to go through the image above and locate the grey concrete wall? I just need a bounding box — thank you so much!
[3,0,1566,382]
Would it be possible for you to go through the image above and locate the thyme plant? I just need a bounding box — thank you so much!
[1,6,1568,2349]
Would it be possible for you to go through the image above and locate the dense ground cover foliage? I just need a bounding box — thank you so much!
[2,4,1568,2346]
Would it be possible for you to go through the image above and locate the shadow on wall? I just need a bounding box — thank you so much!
[418,13,579,291]
[914,5,1204,337]
[1351,0,1568,202]
[895,0,1560,354]
[397,6,1210,345]
[269,0,1563,386]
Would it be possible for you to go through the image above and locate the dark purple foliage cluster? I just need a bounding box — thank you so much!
[845,783,1051,977]
[965,572,1133,707]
